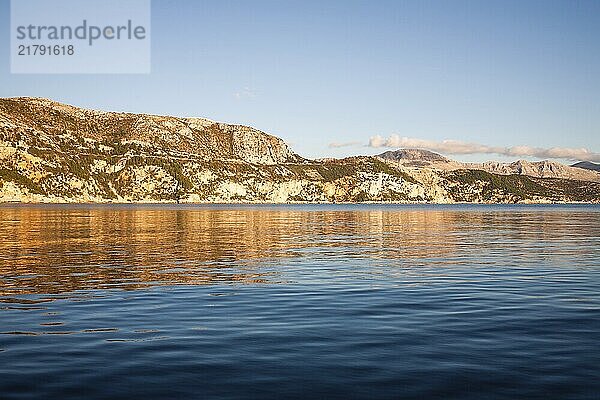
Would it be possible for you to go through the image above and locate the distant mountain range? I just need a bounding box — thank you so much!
[1,97,599,203]
[572,161,600,172]
[380,148,600,182]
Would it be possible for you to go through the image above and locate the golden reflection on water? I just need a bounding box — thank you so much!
[0,206,598,296]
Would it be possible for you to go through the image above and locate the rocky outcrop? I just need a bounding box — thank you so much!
[0,97,300,165]
[1,97,599,203]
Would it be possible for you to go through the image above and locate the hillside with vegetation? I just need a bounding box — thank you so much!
[1,97,599,203]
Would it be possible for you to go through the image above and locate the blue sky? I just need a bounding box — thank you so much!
[1,0,599,162]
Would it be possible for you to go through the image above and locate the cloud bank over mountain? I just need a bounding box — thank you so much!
[368,135,600,162]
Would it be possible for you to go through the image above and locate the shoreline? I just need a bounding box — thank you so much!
[1,200,599,206]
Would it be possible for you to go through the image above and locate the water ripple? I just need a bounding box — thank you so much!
[0,204,599,399]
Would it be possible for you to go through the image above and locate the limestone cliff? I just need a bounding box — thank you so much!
[1,97,599,204]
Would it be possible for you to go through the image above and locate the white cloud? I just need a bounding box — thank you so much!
[328,141,362,148]
[368,134,600,162]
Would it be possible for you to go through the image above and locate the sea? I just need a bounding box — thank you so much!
[0,204,599,399]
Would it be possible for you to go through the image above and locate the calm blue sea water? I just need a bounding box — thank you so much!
[0,204,599,399]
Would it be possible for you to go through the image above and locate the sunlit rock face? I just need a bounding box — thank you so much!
[1,97,599,203]
[473,160,600,182]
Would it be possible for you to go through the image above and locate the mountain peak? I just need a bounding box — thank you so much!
[572,161,600,172]
[377,148,449,163]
